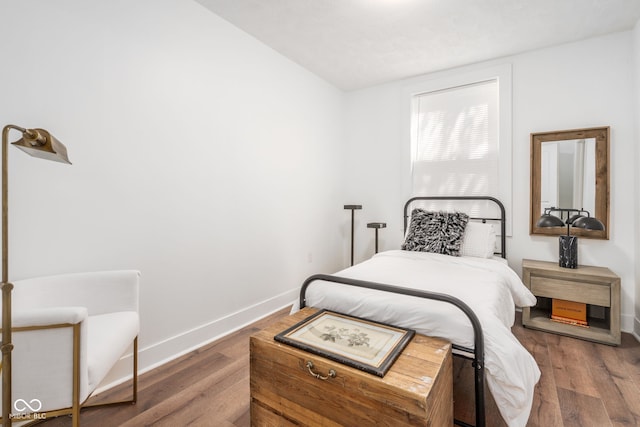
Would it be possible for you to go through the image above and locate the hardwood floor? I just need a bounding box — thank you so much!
[39,309,640,426]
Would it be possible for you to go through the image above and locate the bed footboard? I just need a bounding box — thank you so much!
[300,273,485,427]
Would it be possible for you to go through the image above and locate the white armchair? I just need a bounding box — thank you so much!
[1,270,140,426]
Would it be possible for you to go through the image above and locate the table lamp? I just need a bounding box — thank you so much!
[536,207,604,269]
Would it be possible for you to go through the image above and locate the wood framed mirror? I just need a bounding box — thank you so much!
[530,126,609,239]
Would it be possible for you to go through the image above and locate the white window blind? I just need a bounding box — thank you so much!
[411,79,498,195]
[410,79,501,218]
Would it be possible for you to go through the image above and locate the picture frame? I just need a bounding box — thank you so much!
[274,309,415,377]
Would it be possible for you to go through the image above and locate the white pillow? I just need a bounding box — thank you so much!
[460,222,496,258]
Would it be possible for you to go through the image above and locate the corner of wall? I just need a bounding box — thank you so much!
[634,19,640,340]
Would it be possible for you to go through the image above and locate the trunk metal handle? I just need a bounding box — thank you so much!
[306,361,336,380]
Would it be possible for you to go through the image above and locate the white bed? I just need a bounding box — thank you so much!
[294,250,540,427]
[292,196,541,427]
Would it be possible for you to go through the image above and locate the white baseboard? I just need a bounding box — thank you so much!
[622,313,636,334]
[634,316,640,343]
[94,287,298,395]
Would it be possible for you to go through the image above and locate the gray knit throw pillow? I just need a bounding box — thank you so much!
[402,209,469,256]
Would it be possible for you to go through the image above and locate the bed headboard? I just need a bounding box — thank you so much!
[403,196,507,259]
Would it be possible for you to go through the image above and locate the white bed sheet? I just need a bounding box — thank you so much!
[293,250,541,427]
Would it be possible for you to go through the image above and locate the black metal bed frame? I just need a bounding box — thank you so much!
[403,196,506,260]
[299,196,507,427]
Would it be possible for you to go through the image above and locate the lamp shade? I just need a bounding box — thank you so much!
[11,128,71,164]
[572,216,605,231]
[566,214,584,225]
[536,213,564,228]
[535,207,605,270]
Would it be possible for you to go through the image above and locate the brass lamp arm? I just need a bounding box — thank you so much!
[0,124,34,284]
[2,125,27,135]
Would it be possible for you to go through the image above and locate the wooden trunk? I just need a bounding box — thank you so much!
[250,307,453,426]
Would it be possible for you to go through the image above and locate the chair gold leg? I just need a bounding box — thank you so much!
[132,336,138,404]
[81,336,138,409]
[72,324,81,427]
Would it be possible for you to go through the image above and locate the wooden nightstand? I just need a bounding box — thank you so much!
[522,259,621,345]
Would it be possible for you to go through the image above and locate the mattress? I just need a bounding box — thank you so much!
[293,250,541,427]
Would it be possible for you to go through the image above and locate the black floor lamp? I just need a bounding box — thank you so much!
[1,124,71,426]
[367,222,387,254]
[343,205,362,266]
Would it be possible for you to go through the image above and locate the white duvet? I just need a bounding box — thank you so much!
[293,250,541,427]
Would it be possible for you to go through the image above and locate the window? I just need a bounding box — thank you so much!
[411,80,498,197]
[405,65,512,234]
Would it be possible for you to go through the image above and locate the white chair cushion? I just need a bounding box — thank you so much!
[87,311,139,392]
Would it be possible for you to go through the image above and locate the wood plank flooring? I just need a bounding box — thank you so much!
[39,309,640,426]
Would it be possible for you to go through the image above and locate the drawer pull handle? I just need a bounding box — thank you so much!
[306,361,336,380]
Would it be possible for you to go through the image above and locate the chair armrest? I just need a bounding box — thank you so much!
[13,270,140,316]
[10,308,91,412]
[13,307,88,328]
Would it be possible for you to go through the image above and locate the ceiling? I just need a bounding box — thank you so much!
[195,0,640,91]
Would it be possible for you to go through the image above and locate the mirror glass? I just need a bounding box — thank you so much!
[540,138,596,215]
[530,127,609,239]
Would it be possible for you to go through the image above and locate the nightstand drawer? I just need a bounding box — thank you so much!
[530,276,610,307]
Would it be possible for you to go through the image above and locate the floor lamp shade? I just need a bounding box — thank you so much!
[10,128,71,165]
[2,124,71,426]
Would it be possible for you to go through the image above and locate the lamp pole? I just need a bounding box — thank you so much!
[343,205,362,266]
[1,125,15,426]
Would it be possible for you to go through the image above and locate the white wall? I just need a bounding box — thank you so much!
[0,0,346,387]
[344,31,637,332]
